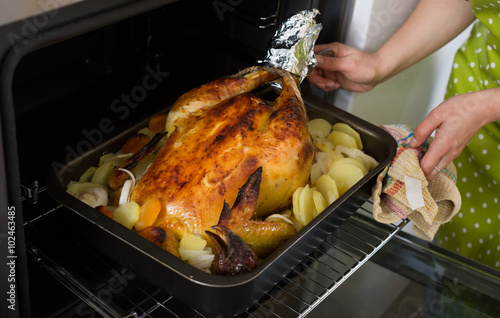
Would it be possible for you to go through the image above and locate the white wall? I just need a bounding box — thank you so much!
[336,0,473,129]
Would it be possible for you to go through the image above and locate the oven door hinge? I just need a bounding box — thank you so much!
[21,177,39,204]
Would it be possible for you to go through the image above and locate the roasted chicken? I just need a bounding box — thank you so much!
[129,66,314,273]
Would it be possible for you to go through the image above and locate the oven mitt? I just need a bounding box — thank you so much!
[372,124,462,240]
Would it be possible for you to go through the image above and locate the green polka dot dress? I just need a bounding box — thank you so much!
[434,0,500,270]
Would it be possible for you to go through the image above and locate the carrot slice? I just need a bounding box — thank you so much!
[96,205,113,218]
[134,198,161,231]
[148,113,167,133]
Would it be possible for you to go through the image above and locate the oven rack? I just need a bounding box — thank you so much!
[23,190,408,317]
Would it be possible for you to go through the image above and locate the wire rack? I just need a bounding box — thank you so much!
[23,190,408,317]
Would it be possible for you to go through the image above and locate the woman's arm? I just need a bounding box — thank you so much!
[410,88,500,180]
[308,0,476,91]
[375,0,476,81]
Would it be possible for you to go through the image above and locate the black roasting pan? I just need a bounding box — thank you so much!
[46,95,397,317]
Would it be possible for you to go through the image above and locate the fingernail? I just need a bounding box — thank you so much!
[325,82,338,90]
[317,48,335,57]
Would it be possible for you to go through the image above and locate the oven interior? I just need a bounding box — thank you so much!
[0,0,373,316]
[13,0,351,187]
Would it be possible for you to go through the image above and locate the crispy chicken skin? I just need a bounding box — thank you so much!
[131,67,314,259]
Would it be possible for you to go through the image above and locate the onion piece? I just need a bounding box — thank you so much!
[265,213,294,225]
[188,253,215,270]
[76,187,108,208]
[118,180,133,206]
[119,168,136,186]
[117,168,136,206]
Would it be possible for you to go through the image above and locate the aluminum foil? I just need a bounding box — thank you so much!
[260,9,322,82]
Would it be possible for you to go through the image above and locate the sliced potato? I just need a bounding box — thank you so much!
[292,186,303,219]
[292,186,308,226]
[330,157,368,176]
[315,152,332,175]
[328,164,365,195]
[325,191,338,205]
[314,137,336,153]
[312,190,327,217]
[327,131,358,149]
[315,174,339,204]
[335,145,379,171]
[310,162,323,185]
[113,201,140,229]
[298,185,315,226]
[332,123,363,149]
[308,118,332,140]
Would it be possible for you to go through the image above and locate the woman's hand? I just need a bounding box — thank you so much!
[308,0,475,93]
[410,88,500,180]
[307,43,385,92]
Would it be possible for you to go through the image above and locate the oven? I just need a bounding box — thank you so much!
[2,1,500,318]
[0,1,358,316]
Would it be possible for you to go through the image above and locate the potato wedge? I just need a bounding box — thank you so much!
[179,233,207,251]
[113,201,140,229]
